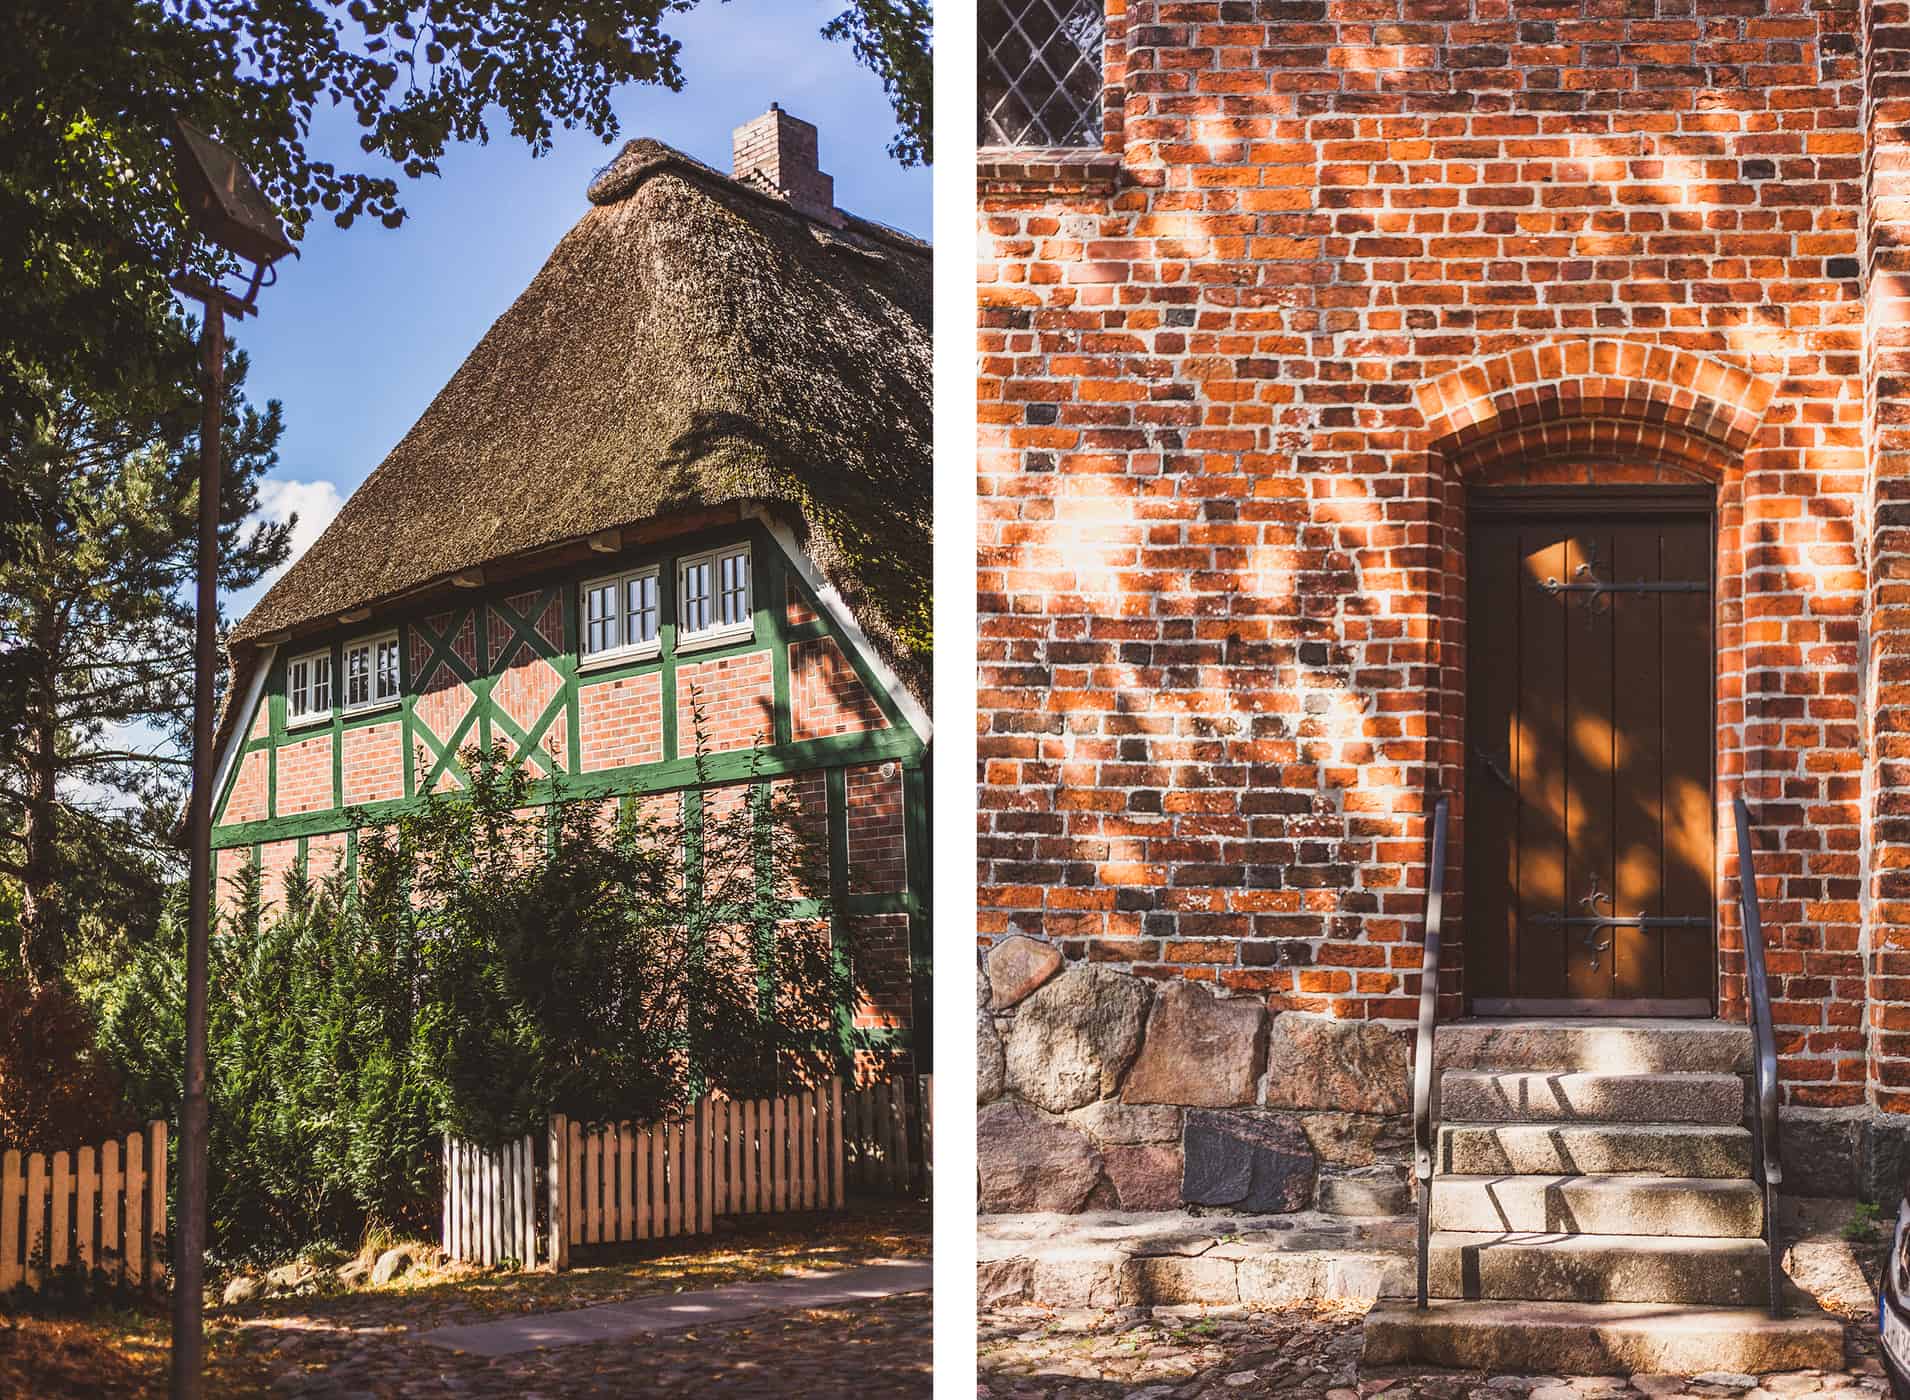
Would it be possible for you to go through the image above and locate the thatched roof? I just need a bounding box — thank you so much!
[230,136,931,713]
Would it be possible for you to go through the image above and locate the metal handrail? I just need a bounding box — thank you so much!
[1733,793,1785,1319]
[1413,794,1450,1311]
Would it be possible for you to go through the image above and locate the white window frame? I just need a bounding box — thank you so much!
[285,648,333,729]
[677,544,754,651]
[578,564,663,669]
[342,631,402,715]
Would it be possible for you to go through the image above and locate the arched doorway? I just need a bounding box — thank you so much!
[1463,487,1715,1016]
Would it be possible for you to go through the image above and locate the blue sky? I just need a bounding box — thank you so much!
[221,0,930,617]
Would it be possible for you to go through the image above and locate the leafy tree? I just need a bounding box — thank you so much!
[0,352,290,984]
[0,973,133,1153]
[0,0,931,431]
[824,1,932,167]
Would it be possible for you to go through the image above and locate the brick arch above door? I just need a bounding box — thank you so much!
[1411,339,1777,483]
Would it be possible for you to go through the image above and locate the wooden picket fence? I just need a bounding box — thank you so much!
[1,1120,168,1293]
[844,1075,932,1195]
[443,1080,848,1269]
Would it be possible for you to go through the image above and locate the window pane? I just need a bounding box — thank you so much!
[626,573,659,643]
[347,646,369,707]
[682,560,713,633]
[719,551,750,627]
[289,659,308,717]
[980,0,1105,148]
[376,640,399,700]
[313,657,330,711]
[586,582,619,654]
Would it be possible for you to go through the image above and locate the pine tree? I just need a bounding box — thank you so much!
[0,349,290,983]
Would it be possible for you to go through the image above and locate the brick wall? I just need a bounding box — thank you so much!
[276,734,334,817]
[848,762,907,893]
[579,671,664,770]
[342,722,404,806]
[979,0,1870,1129]
[677,649,775,754]
[792,637,889,739]
[220,750,268,827]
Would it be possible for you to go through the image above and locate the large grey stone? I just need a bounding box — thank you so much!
[979,972,1006,1105]
[371,1245,417,1285]
[1182,1110,1316,1213]
[1297,1110,1412,1167]
[986,935,1064,1009]
[1434,1018,1751,1076]
[1069,1099,1181,1145]
[1121,981,1266,1108]
[1318,1166,1410,1218]
[1262,1013,1408,1115]
[978,1099,1103,1213]
[1102,1144,1183,1210]
[1003,964,1149,1113]
[1780,1112,1862,1198]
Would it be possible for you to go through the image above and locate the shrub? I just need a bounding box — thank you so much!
[93,738,856,1263]
[0,974,132,1153]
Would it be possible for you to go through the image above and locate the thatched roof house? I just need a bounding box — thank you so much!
[220,110,930,761]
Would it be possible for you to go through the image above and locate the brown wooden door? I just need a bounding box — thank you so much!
[1465,497,1715,1015]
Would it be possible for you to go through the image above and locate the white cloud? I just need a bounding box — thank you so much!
[257,477,344,565]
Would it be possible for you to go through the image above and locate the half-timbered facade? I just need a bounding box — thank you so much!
[211,107,931,1070]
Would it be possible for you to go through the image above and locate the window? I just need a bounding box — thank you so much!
[286,649,332,725]
[980,0,1105,147]
[343,633,401,712]
[581,566,662,663]
[678,545,752,643]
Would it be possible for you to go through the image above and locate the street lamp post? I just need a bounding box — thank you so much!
[166,118,293,1400]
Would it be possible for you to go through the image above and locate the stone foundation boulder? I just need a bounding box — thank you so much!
[986,935,1063,1009]
[1003,964,1149,1113]
[1120,981,1267,1108]
[1182,1110,1317,1213]
[1261,1013,1409,1115]
[978,1099,1103,1212]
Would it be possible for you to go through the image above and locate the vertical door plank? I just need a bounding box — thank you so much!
[568,1121,584,1246]
[1466,520,1523,1001]
[1661,517,1716,1000]
[832,1079,846,1208]
[548,1114,569,1270]
[1613,522,1669,997]
[1564,527,1619,1001]
[148,1121,166,1282]
[1517,527,1571,997]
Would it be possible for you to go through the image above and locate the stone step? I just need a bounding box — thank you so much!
[1362,1293,1843,1374]
[1435,1018,1750,1076]
[1428,1174,1763,1237]
[1437,1121,1752,1177]
[1440,1069,1744,1125]
[1427,1230,1769,1305]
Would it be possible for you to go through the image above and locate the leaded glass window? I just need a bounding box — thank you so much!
[980,0,1105,147]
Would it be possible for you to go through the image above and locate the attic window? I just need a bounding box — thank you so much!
[286,649,332,727]
[581,565,662,665]
[980,0,1105,147]
[343,632,401,713]
[678,545,753,648]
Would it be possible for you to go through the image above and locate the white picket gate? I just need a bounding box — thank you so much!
[442,1080,849,1269]
[0,1120,168,1292]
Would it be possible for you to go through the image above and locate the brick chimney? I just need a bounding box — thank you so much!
[731,104,837,222]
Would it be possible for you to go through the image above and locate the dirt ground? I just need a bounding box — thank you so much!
[0,1200,930,1398]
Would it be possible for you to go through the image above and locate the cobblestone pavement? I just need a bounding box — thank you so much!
[979,1304,1892,1400]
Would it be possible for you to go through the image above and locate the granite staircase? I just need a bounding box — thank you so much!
[1363,1018,1845,1375]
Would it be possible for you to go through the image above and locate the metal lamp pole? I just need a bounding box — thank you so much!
[166,118,293,1400]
